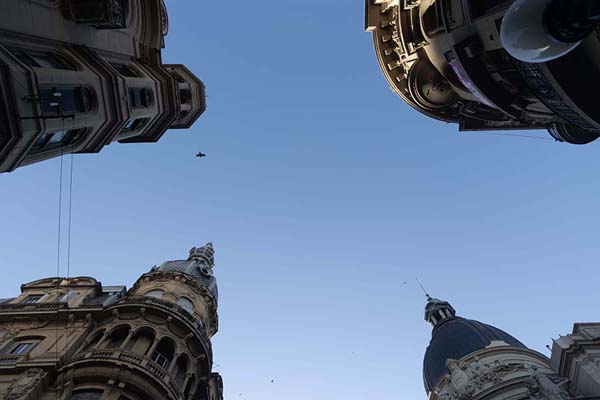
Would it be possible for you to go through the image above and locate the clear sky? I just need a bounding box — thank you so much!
[1,1,600,399]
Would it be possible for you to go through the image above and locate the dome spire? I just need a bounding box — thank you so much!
[188,242,215,267]
[424,296,456,327]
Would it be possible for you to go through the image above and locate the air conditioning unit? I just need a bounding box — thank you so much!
[64,0,126,30]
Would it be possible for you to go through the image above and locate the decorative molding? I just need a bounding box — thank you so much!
[4,368,46,400]
[437,358,525,400]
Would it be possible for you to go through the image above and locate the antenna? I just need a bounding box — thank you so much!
[416,278,433,301]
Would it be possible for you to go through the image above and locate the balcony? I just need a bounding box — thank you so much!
[0,302,67,313]
[118,296,207,340]
[0,354,26,364]
[71,349,182,399]
[63,0,127,29]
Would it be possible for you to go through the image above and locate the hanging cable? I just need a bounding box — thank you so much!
[55,146,64,400]
[67,149,74,279]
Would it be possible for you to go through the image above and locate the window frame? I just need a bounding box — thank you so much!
[21,294,43,304]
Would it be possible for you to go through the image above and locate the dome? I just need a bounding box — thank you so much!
[422,301,526,393]
[155,243,218,301]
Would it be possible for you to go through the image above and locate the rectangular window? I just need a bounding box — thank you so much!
[467,0,511,19]
[121,117,150,134]
[40,87,93,114]
[10,49,76,70]
[32,128,88,152]
[152,352,169,368]
[22,295,43,304]
[59,290,78,304]
[9,342,35,355]
[112,63,139,78]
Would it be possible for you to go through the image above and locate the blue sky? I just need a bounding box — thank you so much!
[2,1,600,399]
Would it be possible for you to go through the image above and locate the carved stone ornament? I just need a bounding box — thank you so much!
[3,368,46,400]
[437,358,523,400]
[0,319,50,342]
[526,368,571,400]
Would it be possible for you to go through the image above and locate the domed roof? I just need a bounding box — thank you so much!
[155,243,218,301]
[422,300,526,393]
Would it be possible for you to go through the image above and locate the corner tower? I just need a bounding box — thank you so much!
[423,296,574,400]
[50,243,223,399]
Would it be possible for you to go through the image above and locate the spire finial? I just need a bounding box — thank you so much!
[417,278,433,301]
[188,242,215,266]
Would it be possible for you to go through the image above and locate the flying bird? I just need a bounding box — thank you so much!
[196,152,206,158]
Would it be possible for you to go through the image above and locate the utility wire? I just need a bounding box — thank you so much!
[67,149,74,279]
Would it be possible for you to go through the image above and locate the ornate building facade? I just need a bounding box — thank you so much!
[423,296,600,400]
[365,0,600,144]
[0,0,205,173]
[0,243,223,400]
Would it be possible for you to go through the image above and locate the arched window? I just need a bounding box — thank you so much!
[176,297,194,314]
[82,331,104,352]
[151,338,175,369]
[3,337,43,356]
[144,289,164,299]
[128,328,155,356]
[174,354,189,386]
[105,326,130,349]
[184,374,196,398]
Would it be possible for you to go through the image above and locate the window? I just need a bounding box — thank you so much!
[152,351,169,368]
[422,1,445,37]
[22,295,43,304]
[121,117,149,134]
[144,290,164,299]
[180,88,192,104]
[11,48,77,70]
[67,0,126,29]
[40,87,95,114]
[59,290,78,303]
[177,297,194,314]
[32,128,88,152]
[9,342,36,355]
[128,87,153,108]
[111,63,140,77]
[151,338,175,369]
[467,0,511,19]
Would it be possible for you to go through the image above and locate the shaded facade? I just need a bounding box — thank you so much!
[0,0,205,173]
[0,243,223,400]
[422,296,600,399]
[365,0,600,144]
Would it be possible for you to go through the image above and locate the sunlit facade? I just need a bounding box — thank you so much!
[0,0,205,173]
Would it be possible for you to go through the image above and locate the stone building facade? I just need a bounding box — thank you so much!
[0,0,205,173]
[0,243,223,400]
[423,296,600,400]
[365,0,600,144]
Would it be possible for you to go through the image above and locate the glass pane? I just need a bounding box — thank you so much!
[145,290,163,298]
[177,297,194,314]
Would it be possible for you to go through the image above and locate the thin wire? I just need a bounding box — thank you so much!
[67,149,74,279]
[55,146,64,399]
[56,150,63,279]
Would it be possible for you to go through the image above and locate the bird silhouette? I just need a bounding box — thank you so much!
[196,152,206,158]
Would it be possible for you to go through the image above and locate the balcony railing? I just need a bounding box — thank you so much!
[0,302,67,313]
[0,354,25,364]
[72,349,182,399]
[64,0,127,29]
[117,296,207,339]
